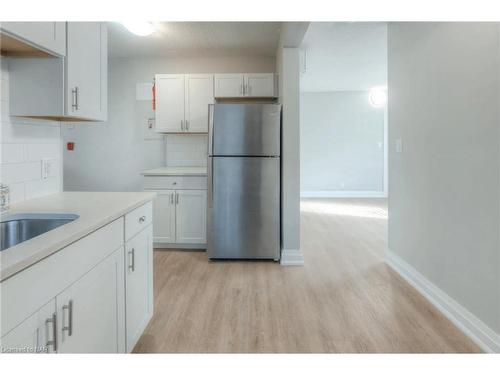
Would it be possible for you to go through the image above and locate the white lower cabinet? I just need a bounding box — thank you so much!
[152,190,176,243]
[125,225,153,353]
[0,201,154,354]
[56,247,125,353]
[0,300,57,354]
[148,188,207,246]
[176,190,207,244]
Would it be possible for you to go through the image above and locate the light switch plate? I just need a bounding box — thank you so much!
[395,139,403,153]
[41,158,57,179]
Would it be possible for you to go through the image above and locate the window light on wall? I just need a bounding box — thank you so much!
[369,87,387,108]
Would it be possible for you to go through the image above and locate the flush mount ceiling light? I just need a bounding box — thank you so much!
[369,87,388,108]
[121,21,156,36]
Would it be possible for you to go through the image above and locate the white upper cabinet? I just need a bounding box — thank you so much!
[155,74,214,133]
[214,73,275,98]
[245,73,275,97]
[1,22,66,57]
[185,74,214,132]
[155,74,185,133]
[8,22,108,122]
[214,74,244,98]
[66,22,108,121]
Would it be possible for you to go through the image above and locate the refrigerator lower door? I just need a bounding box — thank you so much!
[207,156,280,259]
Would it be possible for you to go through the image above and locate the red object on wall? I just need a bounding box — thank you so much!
[67,142,75,151]
[152,83,156,111]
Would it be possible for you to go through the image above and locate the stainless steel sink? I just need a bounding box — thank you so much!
[0,213,79,251]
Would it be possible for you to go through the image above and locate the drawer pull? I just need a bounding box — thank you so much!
[139,216,146,223]
[128,248,135,272]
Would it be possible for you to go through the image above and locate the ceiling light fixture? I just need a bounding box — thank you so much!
[369,87,388,108]
[121,22,155,36]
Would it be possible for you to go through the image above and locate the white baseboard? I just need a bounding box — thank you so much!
[280,249,304,266]
[154,243,206,250]
[301,190,388,198]
[386,250,500,353]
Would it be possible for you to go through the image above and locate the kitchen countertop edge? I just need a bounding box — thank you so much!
[0,192,156,282]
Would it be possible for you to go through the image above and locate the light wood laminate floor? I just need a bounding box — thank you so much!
[134,198,481,353]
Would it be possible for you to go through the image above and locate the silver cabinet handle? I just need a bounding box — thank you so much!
[45,313,57,352]
[71,87,79,111]
[186,120,189,132]
[175,193,179,204]
[170,193,174,204]
[139,215,146,223]
[128,248,135,272]
[62,300,73,337]
[180,120,184,131]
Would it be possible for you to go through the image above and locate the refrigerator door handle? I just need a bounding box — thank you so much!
[208,157,214,208]
[208,104,214,156]
[208,104,214,155]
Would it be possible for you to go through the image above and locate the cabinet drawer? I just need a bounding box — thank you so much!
[125,202,153,241]
[143,176,207,190]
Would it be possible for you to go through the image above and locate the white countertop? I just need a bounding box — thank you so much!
[0,191,156,282]
[142,166,207,176]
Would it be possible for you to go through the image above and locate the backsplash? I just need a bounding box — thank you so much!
[165,134,207,167]
[0,57,63,204]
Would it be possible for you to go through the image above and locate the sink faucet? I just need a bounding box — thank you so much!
[0,184,10,212]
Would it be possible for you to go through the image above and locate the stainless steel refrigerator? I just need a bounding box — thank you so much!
[207,103,281,260]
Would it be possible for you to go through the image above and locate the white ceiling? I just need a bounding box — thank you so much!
[300,22,387,92]
[108,22,282,58]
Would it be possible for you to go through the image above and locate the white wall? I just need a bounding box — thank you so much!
[62,55,275,192]
[300,91,386,197]
[300,22,387,92]
[277,47,303,265]
[0,57,63,203]
[388,23,500,350]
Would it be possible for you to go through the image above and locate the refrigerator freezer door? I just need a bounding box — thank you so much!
[210,103,281,157]
[207,156,280,259]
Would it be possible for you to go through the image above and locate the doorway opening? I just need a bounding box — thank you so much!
[299,22,388,261]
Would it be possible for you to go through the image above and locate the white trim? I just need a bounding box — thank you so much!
[383,103,388,197]
[300,190,387,198]
[386,250,500,353]
[154,243,206,250]
[281,249,304,266]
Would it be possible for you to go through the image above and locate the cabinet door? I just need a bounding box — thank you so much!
[125,225,153,353]
[56,248,125,353]
[176,190,207,244]
[214,74,244,98]
[1,22,66,56]
[185,74,214,133]
[66,22,107,121]
[155,74,185,132]
[245,73,275,97]
[150,190,176,243]
[0,300,57,354]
